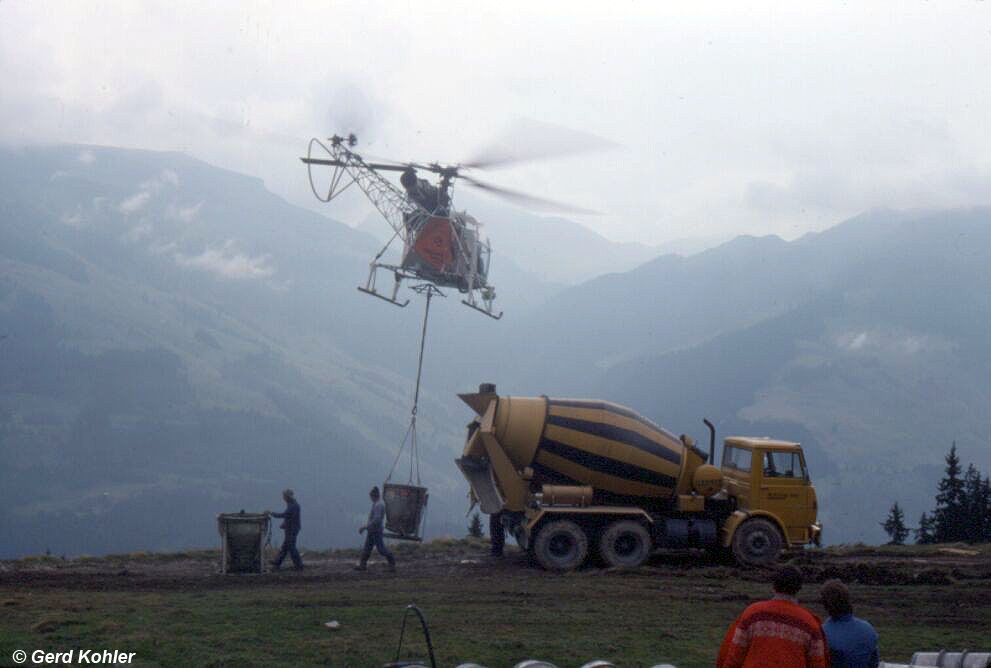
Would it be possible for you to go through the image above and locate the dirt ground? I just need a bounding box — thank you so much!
[3,542,990,592]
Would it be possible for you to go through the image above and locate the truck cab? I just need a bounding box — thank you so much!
[721,437,821,557]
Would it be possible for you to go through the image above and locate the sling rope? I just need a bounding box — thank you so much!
[385,284,444,486]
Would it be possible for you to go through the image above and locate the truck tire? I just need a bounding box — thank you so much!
[532,520,589,571]
[731,518,783,566]
[599,520,652,568]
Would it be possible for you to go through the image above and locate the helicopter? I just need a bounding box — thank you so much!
[301,131,597,319]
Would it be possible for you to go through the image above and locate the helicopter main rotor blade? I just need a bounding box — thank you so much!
[461,118,618,170]
[300,157,346,167]
[300,157,411,172]
[365,162,413,172]
[460,174,600,215]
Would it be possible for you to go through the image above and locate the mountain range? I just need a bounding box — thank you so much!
[2,144,989,557]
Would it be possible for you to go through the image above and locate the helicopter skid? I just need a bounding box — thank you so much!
[461,299,503,320]
[357,286,410,308]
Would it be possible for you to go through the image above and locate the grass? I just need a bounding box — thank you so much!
[1,542,989,667]
[1,573,743,667]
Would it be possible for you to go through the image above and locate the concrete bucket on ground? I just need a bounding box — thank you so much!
[217,512,270,574]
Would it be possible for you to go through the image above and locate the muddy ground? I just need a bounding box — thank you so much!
[3,541,989,592]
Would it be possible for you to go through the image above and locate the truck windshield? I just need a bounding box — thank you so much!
[763,451,808,480]
[722,445,752,472]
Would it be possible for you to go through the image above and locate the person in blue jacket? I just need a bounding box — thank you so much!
[820,579,879,668]
[268,489,303,571]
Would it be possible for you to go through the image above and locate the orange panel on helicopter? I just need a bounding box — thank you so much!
[412,217,455,271]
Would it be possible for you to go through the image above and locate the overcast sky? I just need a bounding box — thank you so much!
[2,1,990,245]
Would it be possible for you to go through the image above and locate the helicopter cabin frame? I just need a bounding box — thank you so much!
[302,135,502,319]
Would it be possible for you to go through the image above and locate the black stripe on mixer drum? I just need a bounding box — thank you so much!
[538,437,678,488]
[545,415,682,466]
[547,399,680,443]
[529,461,583,486]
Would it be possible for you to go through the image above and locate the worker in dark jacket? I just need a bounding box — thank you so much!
[356,486,395,571]
[268,489,303,570]
[489,511,505,557]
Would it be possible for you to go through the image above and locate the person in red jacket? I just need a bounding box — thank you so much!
[717,565,828,668]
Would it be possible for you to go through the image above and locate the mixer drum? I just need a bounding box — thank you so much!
[518,398,691,500]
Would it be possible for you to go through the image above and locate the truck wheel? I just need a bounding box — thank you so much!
[599,520,652,568]
[533,520,589,571]
[732,518,783,566]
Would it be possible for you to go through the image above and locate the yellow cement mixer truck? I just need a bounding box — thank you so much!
[456,384,821,570]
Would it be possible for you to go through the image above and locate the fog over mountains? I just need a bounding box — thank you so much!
[2,145,989,558]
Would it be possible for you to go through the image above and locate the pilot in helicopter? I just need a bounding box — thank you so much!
[400,167,450,216]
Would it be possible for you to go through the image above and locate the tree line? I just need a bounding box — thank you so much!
[882,443,991,545]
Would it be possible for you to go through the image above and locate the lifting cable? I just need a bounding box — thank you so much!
[386,284,444,486]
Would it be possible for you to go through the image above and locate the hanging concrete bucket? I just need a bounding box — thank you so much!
[217,512,270,574]
[383,483,429,541]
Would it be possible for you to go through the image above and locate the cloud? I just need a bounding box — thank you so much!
[742,114,991,229]
[117,169,182,214]
[77,150,95,164]
[5,3,991,244]
[60,209,85,227]
[124,223,153,242]
[118,191,151,214]
[836,329,952,356]
[839,331,871,351]
[159,169,179,187]
[139,169,180,193]
[150,240,176,254]
[174,202,201,222]
[175,240,274,280]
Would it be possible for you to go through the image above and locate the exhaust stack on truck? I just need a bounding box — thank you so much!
[456,384,821,570]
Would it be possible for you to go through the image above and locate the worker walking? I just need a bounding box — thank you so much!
[489,511,505,557]
[356,486,396,571]
[267,489,303,571]
[717,565,828,668]
[820,579,880,668]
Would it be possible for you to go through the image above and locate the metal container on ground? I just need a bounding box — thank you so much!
[217,512,270,574]
[911,652,991,668]
[383,483,429,540]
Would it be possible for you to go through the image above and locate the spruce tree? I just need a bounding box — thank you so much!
[915,512,936,545]
[981,476,991,542]
[881,501,909,545]
[970,474,991,543]
[934,443,966,542]
[962,464,984,543]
